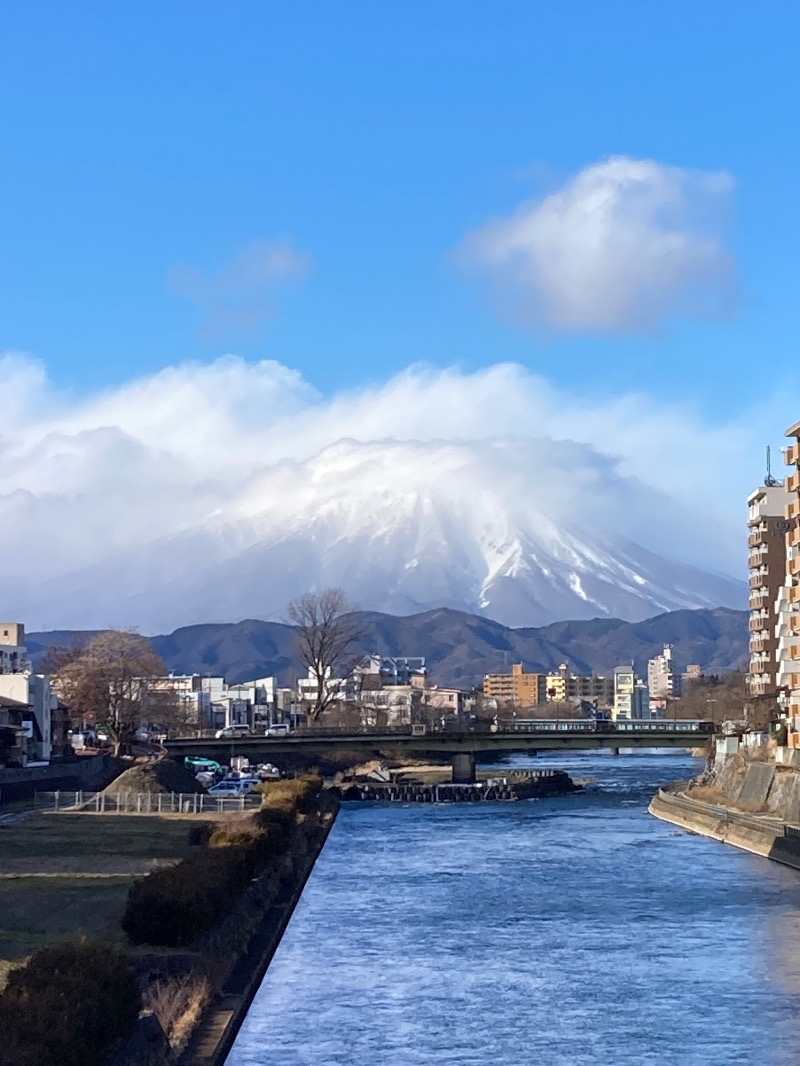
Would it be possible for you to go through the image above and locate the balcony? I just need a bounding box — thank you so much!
[748,528,768,548]
[789,470,800,494]
[748,551,767,570]
[749,615,769,632]
[750,590,769,609]
[749,571,769,591]
[789,524,800,548]
[789,498,800,522]
[791,644,800,661]
[789,584,800,605]
[786,442,800,466]
[790,555,800,578]
[750,636,770,654]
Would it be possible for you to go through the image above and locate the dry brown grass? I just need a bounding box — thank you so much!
[686,783,728,805]
[142,974,213,1050]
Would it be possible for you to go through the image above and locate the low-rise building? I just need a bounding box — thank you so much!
[544,664,614,709]
[0,622,54,762]
[612,665,649,720]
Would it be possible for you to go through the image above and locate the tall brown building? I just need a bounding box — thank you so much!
[483,663,545,707]
[747,483,787,700]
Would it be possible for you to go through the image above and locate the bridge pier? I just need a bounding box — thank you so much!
[610,747,619,757]
[452,752,476,784]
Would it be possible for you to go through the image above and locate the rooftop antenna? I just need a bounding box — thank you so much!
[765,445,782,487]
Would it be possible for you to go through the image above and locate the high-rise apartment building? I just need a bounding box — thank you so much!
[747,484,788,700]
[483,663,545,707]
[777,422,800,718]
[647,644,679,700]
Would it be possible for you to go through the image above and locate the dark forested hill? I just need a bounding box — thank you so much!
[27,606,748,687]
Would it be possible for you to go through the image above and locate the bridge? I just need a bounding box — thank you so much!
[165,719,715,783]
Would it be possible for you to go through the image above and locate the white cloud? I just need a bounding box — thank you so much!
[457,156,736,332]
[169,238,313,338]
[2,350,793,629]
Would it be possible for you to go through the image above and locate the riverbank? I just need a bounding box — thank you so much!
[649,785,800,870]
[175,793,337,1066]
[0,777,338,1066]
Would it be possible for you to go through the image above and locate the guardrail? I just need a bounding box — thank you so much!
[167,718,716,743]
[34,790,261,814]
[656,787,789,836]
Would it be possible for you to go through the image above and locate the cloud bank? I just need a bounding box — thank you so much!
[0,350,784,627]
[458,157,736,332]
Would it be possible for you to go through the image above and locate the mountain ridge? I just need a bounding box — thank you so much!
[26,605,748,688]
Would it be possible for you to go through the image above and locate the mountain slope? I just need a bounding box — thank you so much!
[27,606,748,688]
[4,439,745,631]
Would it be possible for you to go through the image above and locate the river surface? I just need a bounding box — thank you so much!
[228,752,800,1065]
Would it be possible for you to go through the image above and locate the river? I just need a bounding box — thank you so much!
[228,752,800,1065]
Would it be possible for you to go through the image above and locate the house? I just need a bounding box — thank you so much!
[0,622,54,763]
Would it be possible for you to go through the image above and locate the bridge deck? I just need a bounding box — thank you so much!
[166,726,713,761]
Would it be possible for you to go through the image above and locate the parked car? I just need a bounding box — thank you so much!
[207,778,259,797]
[264,724,291,736]
[214,725,253,739]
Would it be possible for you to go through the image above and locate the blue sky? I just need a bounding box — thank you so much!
[3,0,799,423]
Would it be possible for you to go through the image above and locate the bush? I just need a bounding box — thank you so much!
[123,846,251,947]
[0,940,140,1066]
[124,815,286,947]
[256,773,323,814]
[186,821,213,846]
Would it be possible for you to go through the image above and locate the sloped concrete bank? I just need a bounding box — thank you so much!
[174,796,339,1066]
[649,787,800,871]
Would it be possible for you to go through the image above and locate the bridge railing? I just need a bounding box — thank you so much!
[166,718,715,744]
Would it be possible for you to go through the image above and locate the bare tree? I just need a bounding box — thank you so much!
[287,589,362,723]
[51,630,169,755]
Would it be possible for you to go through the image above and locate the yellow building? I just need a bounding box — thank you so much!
[483,664,545,708]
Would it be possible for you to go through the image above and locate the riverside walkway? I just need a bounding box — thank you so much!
[165,719,715,783]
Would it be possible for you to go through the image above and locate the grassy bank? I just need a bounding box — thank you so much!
[0,774,335,1066]
[0,813,197,989]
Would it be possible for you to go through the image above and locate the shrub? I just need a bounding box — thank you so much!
[0,940,140,1066]
[142,974,213,1049]
[124,814,286,947]
[256,772,323,814]
[187,821,213,846]
[254,804,294,836]
[123,847,251,947]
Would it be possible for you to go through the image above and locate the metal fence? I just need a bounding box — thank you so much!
[657,787,789,836]
[34,790,262,814]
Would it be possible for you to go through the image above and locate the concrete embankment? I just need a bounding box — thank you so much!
[174,797,338,1066]
[649,786,800,871]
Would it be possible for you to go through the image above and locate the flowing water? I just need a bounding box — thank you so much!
[228,752,800,1065]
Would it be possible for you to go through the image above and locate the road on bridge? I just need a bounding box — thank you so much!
[165,721,714,783]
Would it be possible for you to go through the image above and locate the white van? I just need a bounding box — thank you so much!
[264,724,291,736]
[214,724,253,739]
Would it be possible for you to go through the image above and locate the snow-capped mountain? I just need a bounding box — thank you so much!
[4,438,745,631]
